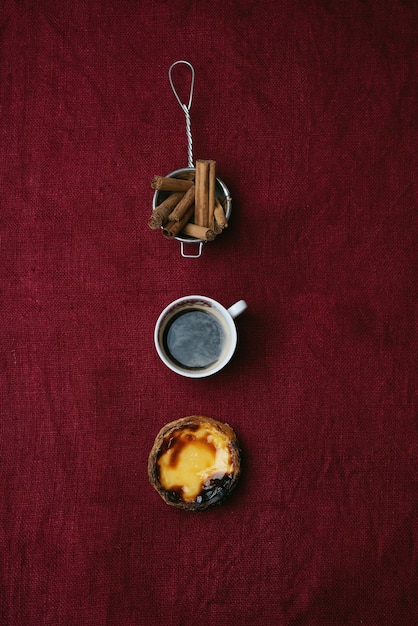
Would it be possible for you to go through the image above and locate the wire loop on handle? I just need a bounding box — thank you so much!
[168,61,195,168]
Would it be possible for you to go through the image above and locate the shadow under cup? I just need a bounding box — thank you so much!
[154,298,237,378]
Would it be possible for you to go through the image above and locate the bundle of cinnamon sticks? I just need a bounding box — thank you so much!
[148,160,228,241]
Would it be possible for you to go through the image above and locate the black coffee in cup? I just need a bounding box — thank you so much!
[163,308,226,370]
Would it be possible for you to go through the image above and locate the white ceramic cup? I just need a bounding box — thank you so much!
[154,295,248,378]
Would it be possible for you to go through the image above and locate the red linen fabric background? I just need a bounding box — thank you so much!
[0,0,417,624]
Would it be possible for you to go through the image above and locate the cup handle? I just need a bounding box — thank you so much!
[227,300,248,319]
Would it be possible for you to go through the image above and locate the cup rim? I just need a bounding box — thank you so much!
[154,295,237,378]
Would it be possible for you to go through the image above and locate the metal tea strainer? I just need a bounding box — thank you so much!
[152,61,232,258]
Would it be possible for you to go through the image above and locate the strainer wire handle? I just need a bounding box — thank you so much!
[168,61,195,168]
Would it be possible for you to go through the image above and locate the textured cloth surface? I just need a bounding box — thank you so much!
[0,1,417,625]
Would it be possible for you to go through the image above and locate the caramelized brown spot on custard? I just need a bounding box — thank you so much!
[165,430,217,469]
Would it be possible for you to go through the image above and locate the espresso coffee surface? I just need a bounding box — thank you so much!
[163,308,226,369]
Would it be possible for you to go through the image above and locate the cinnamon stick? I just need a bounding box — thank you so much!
[194,160,210,227]
[208,161,216,227]
[148,192,185,230]
[151,176,194,192]
[212,219,223,235]
[168,185,195,222]
[173,170,195,181]
[181,223,217,241]
[214,197,228,229]
[162,205,194,239]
